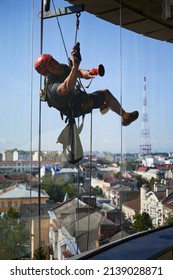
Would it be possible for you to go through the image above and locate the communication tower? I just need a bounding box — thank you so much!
[140,76,151,156]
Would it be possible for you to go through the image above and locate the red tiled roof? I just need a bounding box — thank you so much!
[155,164,173,170]
[162,193,173,208]
[136,166,148,172]
[0,174,38,183]
[154,191,166,201]
[123,195,140,212]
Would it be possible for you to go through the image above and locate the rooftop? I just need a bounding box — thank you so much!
[0,184,49,199]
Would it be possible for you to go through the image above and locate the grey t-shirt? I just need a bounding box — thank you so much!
[46,64,73,115]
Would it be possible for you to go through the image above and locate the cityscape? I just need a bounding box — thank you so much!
[0,146,173,259]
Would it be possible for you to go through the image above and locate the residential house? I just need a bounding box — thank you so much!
[20,202,58,259]
[140,181,173,227]
[0,173,38,188]
[0,183,49,213]
[135,168,165,181]
[106,183,139,209]
[91,178,110,194]
[48,197,122,259]
[122,193,140,222]
[162,193,173,222]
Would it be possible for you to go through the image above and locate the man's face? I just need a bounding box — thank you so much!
[46,58,63,75]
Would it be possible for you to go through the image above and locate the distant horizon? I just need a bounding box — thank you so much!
[1,147,173,156]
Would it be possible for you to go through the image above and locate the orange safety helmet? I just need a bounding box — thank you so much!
[34,54,53,75]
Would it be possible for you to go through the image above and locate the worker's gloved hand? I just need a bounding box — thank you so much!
[71,42,82,62]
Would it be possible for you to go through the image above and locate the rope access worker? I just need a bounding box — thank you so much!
[34,42,139,126]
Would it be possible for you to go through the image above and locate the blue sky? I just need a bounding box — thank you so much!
[1,0,173,155]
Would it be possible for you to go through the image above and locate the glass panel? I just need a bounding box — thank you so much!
[0,0,173,261]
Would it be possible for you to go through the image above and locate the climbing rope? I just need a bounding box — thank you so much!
[119,0,124,239]
[52,0,69,61]
[52,0,81,67]
[36,0,94,254]
[74,12,81,44]
[51,1,93,251]
[50,1,93,250]
[37,0,45,251]
[29,0,35,259]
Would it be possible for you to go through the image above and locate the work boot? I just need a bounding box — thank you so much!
[122,111,139,126]
[100,104,109,115]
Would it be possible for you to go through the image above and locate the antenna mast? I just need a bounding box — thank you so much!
[140,76,151,156]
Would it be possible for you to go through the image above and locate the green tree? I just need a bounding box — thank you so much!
[114,171,121,178]
[132,211,153,232]
[91,186,103,197]
[42,174,77,202]
[0,208,29,259]
[97,172,103,180]
[164,214,173,226]
[135,175,143,188]
[33,247,47,260]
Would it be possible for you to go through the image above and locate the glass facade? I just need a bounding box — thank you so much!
[0,0,173,260]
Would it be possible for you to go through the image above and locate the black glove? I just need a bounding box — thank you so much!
[71,42,82,62]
